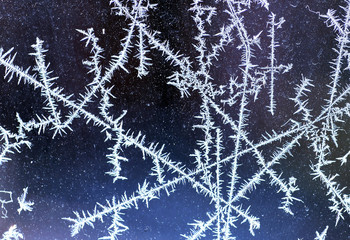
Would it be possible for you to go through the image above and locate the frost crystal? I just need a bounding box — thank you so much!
[17,187,34,215]
[1,225,23,240]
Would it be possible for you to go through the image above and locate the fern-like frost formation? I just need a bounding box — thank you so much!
[1,0,350,239]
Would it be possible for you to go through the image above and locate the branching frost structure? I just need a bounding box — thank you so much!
[0,0,350,239]
[1,225,23,240]
[17,187,34,215]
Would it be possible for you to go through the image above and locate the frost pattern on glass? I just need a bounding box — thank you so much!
[0,0,349,239]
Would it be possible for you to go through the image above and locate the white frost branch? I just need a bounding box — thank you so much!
[1,225,23,240]
[17,187,34,215]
